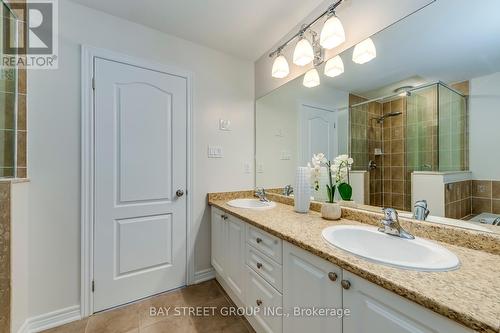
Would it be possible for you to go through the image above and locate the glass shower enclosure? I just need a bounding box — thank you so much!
[349,82,468,211]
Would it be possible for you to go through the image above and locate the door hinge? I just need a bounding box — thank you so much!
[92,77,95,90]
[92,280,95,292]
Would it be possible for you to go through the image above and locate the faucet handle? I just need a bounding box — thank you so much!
[382,207,399,222]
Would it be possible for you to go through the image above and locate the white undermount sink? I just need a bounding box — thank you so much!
[322,225,460,272]
[227,198,276,210]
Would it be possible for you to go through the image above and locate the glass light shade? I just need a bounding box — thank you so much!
[303,68,320,88]
[352,38,377,64]
[324,56,344,78]
[293,38,314,66]
[320,15,345,49]
[271,55,290,78]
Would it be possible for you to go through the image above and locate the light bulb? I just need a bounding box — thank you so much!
[271,55,290,78]
[293,37,314,66]
[320,15,345,49]
[352,38,376,64]
[324,55,344,78]
[303,68,320,88]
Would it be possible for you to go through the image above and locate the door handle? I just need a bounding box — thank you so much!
[176,189,185,198]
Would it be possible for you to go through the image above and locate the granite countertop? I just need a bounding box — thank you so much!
[209,196,500,333]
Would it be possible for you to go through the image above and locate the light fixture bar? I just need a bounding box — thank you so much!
[268,0,344,58]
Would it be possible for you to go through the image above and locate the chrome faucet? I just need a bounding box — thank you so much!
[378,208,415,239]
[282,185,294,196]
[255,188,270,202]
[413,200,430,221]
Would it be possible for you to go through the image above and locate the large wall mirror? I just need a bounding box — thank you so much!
[256,0,500,234]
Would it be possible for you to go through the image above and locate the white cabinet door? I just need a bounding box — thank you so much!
[226,216,246,300]
[342,271,474,333]
[211,208,227,277]
[283,242,343,333]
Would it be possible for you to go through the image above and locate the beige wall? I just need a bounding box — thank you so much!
[27,0,254,319]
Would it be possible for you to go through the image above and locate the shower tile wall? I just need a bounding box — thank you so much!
[349,94,383,206]
[445,180,472,219]
[1,1,28,179]
[349,94,368,171]
[381,97,408,211]
[471,180,500,215]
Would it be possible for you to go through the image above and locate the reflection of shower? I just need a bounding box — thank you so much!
[376,111,402,123]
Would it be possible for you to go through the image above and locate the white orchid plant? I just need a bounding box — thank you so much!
[308,153,354,203]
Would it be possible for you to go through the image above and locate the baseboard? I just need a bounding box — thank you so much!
[193,268,215,284]
[16,320,29,333]
[18,305,81,333]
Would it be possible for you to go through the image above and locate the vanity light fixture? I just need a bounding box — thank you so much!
[268,0,345,75]
[320,9,345,49]
[303,68,320,88]
[293,33,315,66]
[324,55,344,77]
[271,51,290,78]
[352,38,377,64]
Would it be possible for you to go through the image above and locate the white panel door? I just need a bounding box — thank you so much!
[283,242,343,333]
[342,271,474,333]
[299,104,338,166]
[94,58,187,312]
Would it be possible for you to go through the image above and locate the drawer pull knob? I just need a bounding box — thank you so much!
[256,237,263,244]
[328,272,338,282]
[341,280,351,290]
[256,263,263,269]
[256,299,263,306]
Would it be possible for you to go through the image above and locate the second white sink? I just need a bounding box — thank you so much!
[322,225,460,272]
[227,198,276,210]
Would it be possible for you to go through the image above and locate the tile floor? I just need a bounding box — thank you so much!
[42,280,255,333]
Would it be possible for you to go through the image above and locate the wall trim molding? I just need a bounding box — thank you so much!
[80,45,195,317]
[194,268,215,284]
[18,305,81,333]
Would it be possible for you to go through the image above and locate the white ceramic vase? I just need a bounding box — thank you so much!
[294,167,311,213]
[321,202,342,220]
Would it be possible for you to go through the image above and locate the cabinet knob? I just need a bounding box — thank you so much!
[221,215,228,220]
[328,272,338,282]
[341,280,351,290]
[176,189,185,197]
[256,299,263,306]
[256,237,263,244]
[256,262,263,269]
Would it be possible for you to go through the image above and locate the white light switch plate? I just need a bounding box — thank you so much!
[208,145,224,158]
[219,119,231,131]
[280,150,291,160]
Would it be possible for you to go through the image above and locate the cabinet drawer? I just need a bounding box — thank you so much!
[247,225,282,264]
[245,266,283,333]
[247,244,283,292]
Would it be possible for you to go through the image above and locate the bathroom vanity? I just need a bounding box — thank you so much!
[209,192,500,333]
